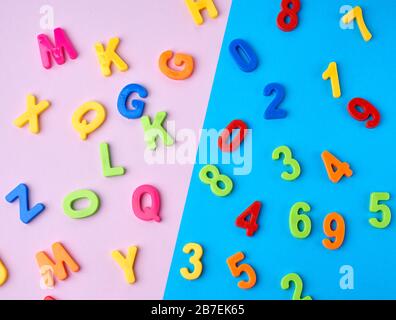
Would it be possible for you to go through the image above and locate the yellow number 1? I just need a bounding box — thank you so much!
[342,6,372,42]
[322,62,341,99]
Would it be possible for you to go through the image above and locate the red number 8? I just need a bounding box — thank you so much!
[347,97,380,129]
[277,0,301,32]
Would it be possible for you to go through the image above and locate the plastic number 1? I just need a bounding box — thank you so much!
[341,6,372,42]
[322,62,341,98]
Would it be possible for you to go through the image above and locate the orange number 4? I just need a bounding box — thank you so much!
[321,151,353,183]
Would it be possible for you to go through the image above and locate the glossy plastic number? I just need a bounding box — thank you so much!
[289,202,311,239]
[272,146,301,181]
[277,0,301,32]
[369,192,391,229]
[236,201,262,237]
[322,62,341,98]
[180,243,203,281]
[229,39,258,73]
[322,212,345,250]
[218,119,248,153]
[264,83,287,119]
[281,273,312,300]
[341,6,372,42]
[226,252,256,290]
[347,97,380,129]
[321,151,353,183]
[199,165,233,197]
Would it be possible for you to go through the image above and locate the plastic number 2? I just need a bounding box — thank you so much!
[199,165,233,197]
[180,243,203,281]
[264,83,287,119]
[289,202,312,239]
[281,273,312,300]
[369,192,391,229]
[226,252,256,290]
[272,146,301,181]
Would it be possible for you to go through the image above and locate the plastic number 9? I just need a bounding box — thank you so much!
[322,212,345,250]
[347,97,380,129]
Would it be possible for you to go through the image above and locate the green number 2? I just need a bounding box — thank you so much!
[272,146,301,181]
[281,273,312,300]
[369,192,391,229]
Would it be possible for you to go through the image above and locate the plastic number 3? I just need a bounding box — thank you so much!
[369,192,391,229]
[180,243,203,281]
[272,146,301,181]
[199,164,233,197]
[226,252,256,290]
[281,273,312,300]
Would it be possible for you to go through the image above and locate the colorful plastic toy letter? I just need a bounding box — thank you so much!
[94,37,129,77]
[132,185,161,222]
[347,97,380,129]
[236,201,261,237]
[36,242,80,281]
[72,101,106,140]
[369,192,391,229]
[184,0,218,25]
[272,146,301,181]
[264,83,287,119]
[117,84,148,119]
[218,119,248,152]
[277,0,301,32]
[180,243,203,281]
[14,95,51,134]
[37,27,78,69]
[5,183,45,224]
[226,252,256,290]
[322,62,341,98]
[229,39,258,73]
[159,50,194,80]
[321,151,353,183]
[100,142,126,177]
[342,6,372,42]
[141,111,174,150]
[322,212,345,250]
[111,246,138,284]
[281,273,312,300]
[289,202,312,239]
[63,189,100,219]
[0,258,8,286]
[199,164,233,197]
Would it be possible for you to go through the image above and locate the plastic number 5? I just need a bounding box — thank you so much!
[272,146,301,181]
[180,243,203,280]
[226,252,256,289]
[369,192,391,229]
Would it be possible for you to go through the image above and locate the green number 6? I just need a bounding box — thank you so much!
[289,202,312,239]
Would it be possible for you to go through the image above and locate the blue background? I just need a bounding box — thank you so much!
[165,0,396,299]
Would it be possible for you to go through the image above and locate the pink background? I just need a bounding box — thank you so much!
[0,0,230,299]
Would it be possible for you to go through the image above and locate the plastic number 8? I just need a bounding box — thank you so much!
[277,0,301,32]
[199,164,233,197]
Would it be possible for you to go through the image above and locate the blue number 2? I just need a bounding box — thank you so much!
[264,83,288,120]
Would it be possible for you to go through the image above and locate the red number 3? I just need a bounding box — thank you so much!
[347,97,380,129]
[277,0,301,32]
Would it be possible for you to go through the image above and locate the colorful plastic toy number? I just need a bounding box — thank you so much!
[236,201,261,237]
[277,0,301,32]
[347,97,380,129]
[289,202,312,239]
[229,39,258,73]
[321,151,353,183]
[341,6,372,42]
[5,183,45,224]
[132,185,161,222]
[184,0,219,25]
[272,146,301,181]
[264,83,287,119]
[117,84,148,119]
[14,95,51,134]
[159,50,194,80]
[63,189,100,219]
[72,101,107,140]
[322,62,341,98]
[218,119,248,152]
[226,252,256,290]
[281,273,312,300]
[322,212,345,250]
[369,192,391,229]
[180,243,203,281]
[199,165,233,197]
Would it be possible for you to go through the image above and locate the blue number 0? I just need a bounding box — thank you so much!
[264,83,288,120]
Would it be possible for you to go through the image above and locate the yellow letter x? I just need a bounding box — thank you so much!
[14,95,51,134]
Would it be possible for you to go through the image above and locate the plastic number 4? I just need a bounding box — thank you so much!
[226,252,256,290]
[321,151,352,183]
[236,201,262,237]
[369,192,391,229]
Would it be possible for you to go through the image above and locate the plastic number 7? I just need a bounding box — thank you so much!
[369,192,391,229]
[226,252,256,289]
